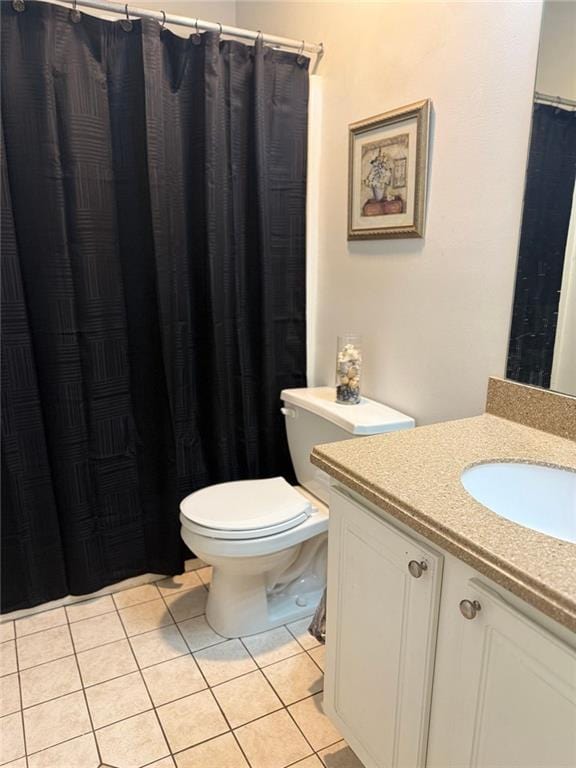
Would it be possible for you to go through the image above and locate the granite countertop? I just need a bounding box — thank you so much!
[311,413,576,631]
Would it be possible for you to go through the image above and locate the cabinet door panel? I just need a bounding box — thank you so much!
[324,489,443,768]
[440,579,576,768]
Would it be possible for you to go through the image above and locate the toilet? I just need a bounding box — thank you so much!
[179,386,414,637]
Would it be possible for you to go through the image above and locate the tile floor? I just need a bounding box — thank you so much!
[0,567,364,768]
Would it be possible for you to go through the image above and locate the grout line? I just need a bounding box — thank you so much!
[121,619,175,761]
[155,589,254,767]
[13,620,29,767]
[284,700,318,756]
[306,648,324,674]
[64,606,104,766]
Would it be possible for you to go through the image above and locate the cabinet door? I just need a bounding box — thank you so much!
[324,488,443,768]
[431,578,576,768]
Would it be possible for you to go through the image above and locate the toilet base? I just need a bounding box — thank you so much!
[200,534,328,638]
[207,576,325,638]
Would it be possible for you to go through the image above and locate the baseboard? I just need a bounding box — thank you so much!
[1,558,206,623]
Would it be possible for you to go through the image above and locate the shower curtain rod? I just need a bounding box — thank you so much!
[42,0,324,55]
[534,91,576,109]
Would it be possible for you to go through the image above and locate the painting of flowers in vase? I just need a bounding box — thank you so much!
[348,100,430,240]
[361,135,408,217]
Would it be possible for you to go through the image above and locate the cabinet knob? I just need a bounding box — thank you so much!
[408,560,428,578]
[459,599,482,620]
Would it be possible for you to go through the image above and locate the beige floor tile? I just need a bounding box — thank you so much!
[146,758,176,768]
[286,617,320,650]
[2,757,26,768]
[113,583,161,610]
[196,566,212,587]
[20,655,81,709]
[17,625,73,670]
[158,688,228,753]
[318,740,365,768]
[70,611,126,653]
[119,599,173,637]
[156,571,203,596]
[0,712,25,764]
[212,670,282,728]
[97,710,169,768]
[291,757,324,768]
[235,709,312,768]
[308,645,326,672]
[27,733,100,768]
[0,624,15,644]
[86,670,152,729]
[65,594,115,623]
[242,627,303,667]
[289,692,341,751]
[23,690,91,754]
[178,616,225,653]
[163,587,207,623]
[0,674,20,717]
[77,638,138,687]
[129,625,188,669]
[15,608,66,638]
[194,639,257,686]
[175,732,249,768]
[142,654,206,706]
[0,642,17,677]
[262,653,323,705]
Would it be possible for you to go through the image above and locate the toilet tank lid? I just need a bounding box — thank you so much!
[281,387,415,435]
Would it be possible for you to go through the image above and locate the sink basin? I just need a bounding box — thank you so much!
[461,462,576,544]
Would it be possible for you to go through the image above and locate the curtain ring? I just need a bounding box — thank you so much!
[70,0,81,23]
[217,22,223,35]
[192,17,201,44]
[297,39,306,65]
[120,3,132,31]
[12,0,26,12]
[160,9,166,29]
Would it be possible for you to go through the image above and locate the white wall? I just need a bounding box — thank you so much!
[536,0,576,100]
[237,0,543,425]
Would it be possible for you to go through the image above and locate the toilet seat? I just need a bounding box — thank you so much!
[180,477,313,540]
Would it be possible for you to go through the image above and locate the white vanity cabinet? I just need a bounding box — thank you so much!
[324,487,576,768]
[324,488,444,768]
[427,570,576,768]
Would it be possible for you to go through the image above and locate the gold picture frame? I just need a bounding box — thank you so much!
[348,99,430,240]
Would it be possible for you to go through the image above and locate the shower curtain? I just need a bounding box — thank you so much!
[1,1,308,612]
[507,103,576,387]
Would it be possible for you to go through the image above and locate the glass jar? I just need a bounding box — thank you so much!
[336,334,362,404]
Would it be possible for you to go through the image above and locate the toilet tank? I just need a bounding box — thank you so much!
[281,387,415,504]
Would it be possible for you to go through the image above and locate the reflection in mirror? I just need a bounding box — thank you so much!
[506,0,576,397]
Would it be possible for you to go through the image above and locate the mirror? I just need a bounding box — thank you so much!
[506,0,576,397]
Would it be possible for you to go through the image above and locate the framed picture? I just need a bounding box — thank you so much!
[348,99,430,240]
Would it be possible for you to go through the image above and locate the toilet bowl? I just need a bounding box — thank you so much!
[180,387,414,638]
[180,478,328,637]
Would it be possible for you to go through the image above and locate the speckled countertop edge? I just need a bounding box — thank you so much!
[311,413,576,632]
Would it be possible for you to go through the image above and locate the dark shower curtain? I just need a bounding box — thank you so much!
[507,103,576,387]
[1,1,308,612]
